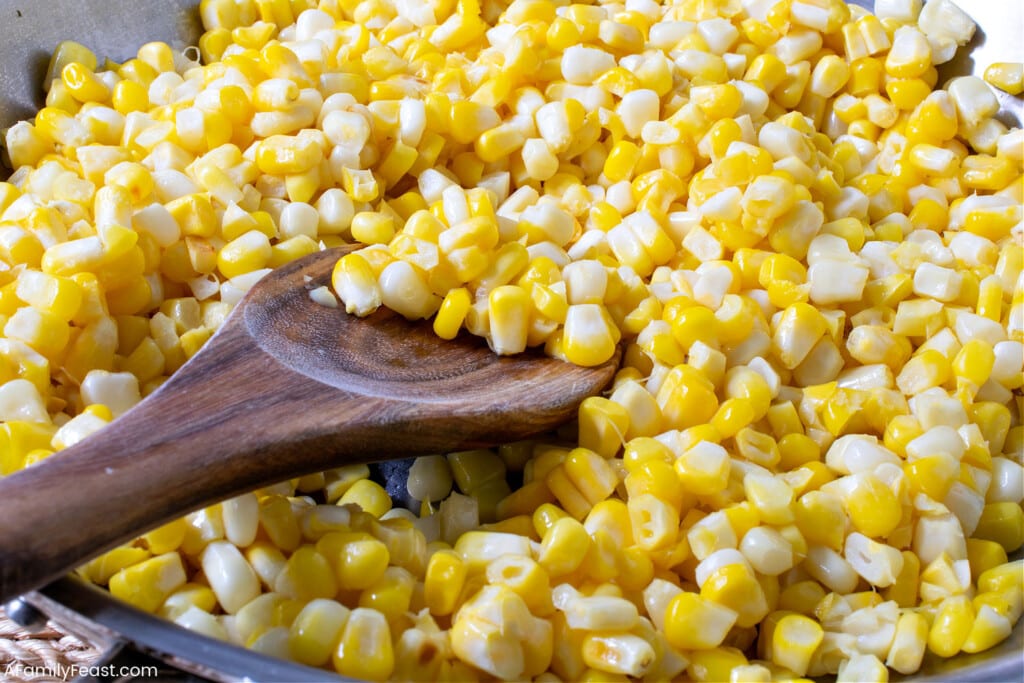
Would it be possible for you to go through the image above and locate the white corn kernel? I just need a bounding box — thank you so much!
[913,262,963,302]
[0,378,49,423]
[561,46,616,85]
[947,76,999,127]
[875,0,922,23]
[844,533,904,587]
[739,527,794,576]
[617,89,660,139]
[201,541,261,614]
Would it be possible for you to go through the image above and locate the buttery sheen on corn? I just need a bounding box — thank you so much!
[1,0,1022,680]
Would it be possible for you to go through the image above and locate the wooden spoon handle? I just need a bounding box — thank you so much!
[0,245,616,602]
[0,321,420,602]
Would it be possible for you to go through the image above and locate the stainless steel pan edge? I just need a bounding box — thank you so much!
[26,576,351,682]
[1,1,1022,681]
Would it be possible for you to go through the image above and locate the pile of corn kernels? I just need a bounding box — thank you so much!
[1,0,1023,680]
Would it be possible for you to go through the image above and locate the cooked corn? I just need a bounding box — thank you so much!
[2,0,1022,679]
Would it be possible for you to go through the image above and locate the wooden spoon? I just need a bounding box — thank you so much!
[0,245,618,602]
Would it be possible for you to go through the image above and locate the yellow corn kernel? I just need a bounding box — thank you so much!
[447,449,505,498]
[338,479,392,518]
[288,598,350,668]
[878,551,920,609]
[794,490,845,552]
[160,583,218,622]
[973,503,1024,552]
[545,15,581,49]
[745,52,787,91]
[140,518,187,555]
[542,465,590,521]
[578,396,630,459]
[354,563,413,623]
[896,349,950,396]
[625,458,685,513]
[973,588,1024,626]
[333,607,394,681]
[655,363,719,430]
[962,604,1013,654]
[627,491,679,553]
[256,134,323,175]
[953,338,995,387]
[315,532,384,592]
[61,63,110,104]
[701,563,769,629]
[432,287,470,341]
[423,548,467,616]
[848,57,883,96]
[961,154,1016,192]
[391,624,447,681]
[268,235,318,268]
[274,545,337,603]
[528,501,568,541]
[665,592,738,650]
[351,212,396,246]
[487,284,530,356]
[778,581,827,617]
[108,552,187,613]
[44,40,97,93]
[772,302,828,369]
[765,400,803,439]
[14,269,82,322]
[579,632,654,678]
[115,58,155,88]
[0,421,58,475]
[983,62,1024,95]
[710,397,756,439]
[978,561,1024,596]
[928,594,975,658]
[78,546,150,586]
[777,433,820,471]
[905,452,959,501]
[744,473,794,526]
[885,26,931,78]
[674,439,729,496]
[772,613,824,677]
[976,276,1003,321]
[475,123,527,164]
[604,141,642,183]
[845,472,903,539]
[4,306,70,358]
[760,252,808,308]
[216,230,271,280]
[0,183,19,215]
[607,379,661,439]
[44,79,80,114]
[810,55,850,98]
[333,252,383,318]
[883,610,929,674]
[564,447,619,506]
[558,304,619,367]
[136,41,174,72]
[887,77,932,110]
[967,539,1009,582]
[619,438,672,476]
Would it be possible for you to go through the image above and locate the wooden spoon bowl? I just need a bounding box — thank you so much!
[0,245,617,602]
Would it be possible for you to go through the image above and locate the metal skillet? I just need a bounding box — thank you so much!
[0,1,1021,681]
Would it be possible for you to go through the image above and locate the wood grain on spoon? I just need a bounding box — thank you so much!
[0,245,618,603]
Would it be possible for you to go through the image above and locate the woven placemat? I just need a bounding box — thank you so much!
[0,610,98,682]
